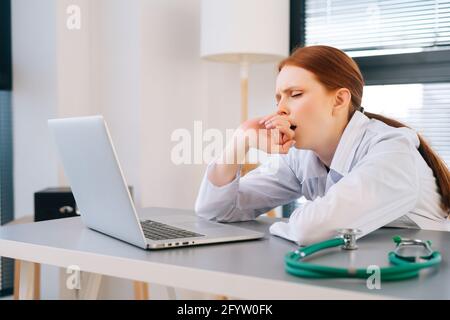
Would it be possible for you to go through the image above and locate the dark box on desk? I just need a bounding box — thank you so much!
[34,187,78,222]
[34,186,133,222]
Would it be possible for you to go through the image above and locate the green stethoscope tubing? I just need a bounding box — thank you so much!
[285,237,442,281]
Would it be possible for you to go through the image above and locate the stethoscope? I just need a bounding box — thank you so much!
[285,229,442,281]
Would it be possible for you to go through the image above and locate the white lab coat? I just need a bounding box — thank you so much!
[195,111,450,245]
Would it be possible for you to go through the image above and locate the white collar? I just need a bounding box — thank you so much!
[329,111,370,176]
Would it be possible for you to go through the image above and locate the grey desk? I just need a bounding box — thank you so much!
[0,207,449,299]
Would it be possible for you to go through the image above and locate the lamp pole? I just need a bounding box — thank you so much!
[240,61,249,123]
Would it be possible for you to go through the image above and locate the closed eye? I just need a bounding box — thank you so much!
[291,93,303,98]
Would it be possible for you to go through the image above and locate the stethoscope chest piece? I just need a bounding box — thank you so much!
[337,228,362,250]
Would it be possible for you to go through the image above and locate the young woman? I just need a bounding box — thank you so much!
[195,45,450,245]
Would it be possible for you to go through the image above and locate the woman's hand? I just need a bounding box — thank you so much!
[237,113,296,155]
[261,114,296,143]
[208,113,296,187]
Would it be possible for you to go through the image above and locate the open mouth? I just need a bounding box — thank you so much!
[290,125,297,131]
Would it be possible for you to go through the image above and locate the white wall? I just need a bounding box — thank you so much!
[139,0,241,209]
[12,0,59,219]
[11,0,280,299]
[89,0,143,208]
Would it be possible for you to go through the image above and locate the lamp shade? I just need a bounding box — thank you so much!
[200,0,290,63]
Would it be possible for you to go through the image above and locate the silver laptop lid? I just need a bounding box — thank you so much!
[48,115,147,249]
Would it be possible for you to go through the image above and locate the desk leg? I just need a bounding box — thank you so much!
[13,260,20,300]
[14,260,40,300]
[133,281,149,300]
[132,282,178,300]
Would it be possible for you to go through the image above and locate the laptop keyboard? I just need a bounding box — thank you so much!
[140,220,205,241]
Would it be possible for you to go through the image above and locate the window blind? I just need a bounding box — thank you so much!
[0,91,13,296]
[305,0,450,54]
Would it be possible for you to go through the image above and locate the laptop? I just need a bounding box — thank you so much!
[48,115,264,250]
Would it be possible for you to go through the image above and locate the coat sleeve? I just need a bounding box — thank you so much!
[195,154,303,222]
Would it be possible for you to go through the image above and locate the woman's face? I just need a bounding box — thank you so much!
[275,65,337,150]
